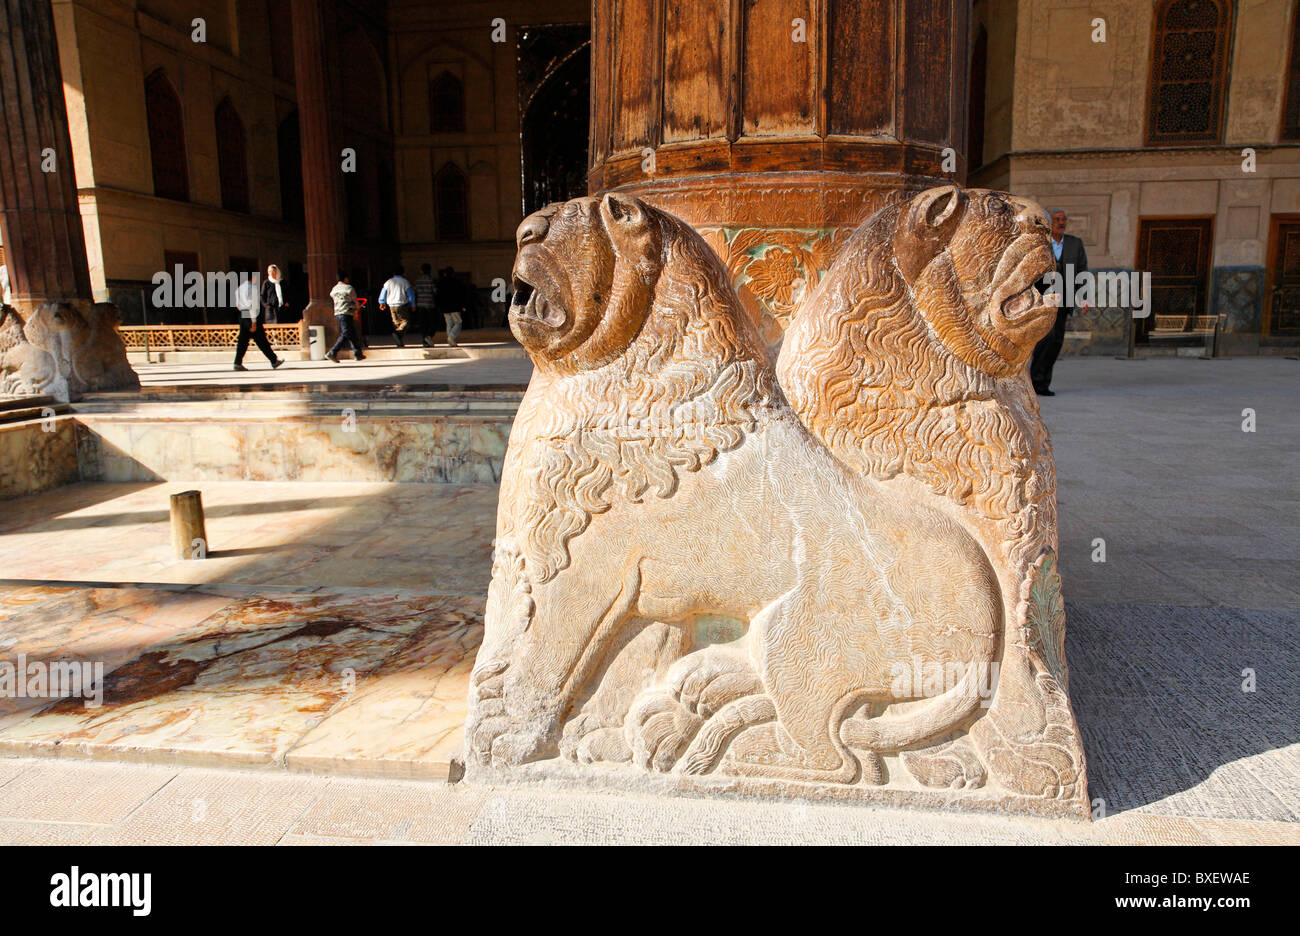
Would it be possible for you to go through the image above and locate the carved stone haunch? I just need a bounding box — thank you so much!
[0,301,139,401]
[462,187,1089,817]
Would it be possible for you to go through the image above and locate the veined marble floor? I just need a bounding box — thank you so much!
[0,481,494,778]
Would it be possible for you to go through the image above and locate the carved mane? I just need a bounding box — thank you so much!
[504,211,784,583]
[778,199,1056,570]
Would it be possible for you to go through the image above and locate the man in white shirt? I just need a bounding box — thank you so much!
[379,266,415,348]
[0,263,11,307]
[233,271,284,371]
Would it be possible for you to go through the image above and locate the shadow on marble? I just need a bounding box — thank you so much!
[0,481,497,593]
[0,584,481,776]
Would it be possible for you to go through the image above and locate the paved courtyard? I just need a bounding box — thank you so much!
[0,356,1295,844]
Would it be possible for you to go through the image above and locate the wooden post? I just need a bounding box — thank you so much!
[170,490,208,560]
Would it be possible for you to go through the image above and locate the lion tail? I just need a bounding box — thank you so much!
[839,664,984,753]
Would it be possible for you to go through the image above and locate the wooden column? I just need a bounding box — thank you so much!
[291,0,344,338]
[589,0,969,341]
[0,0,94,315]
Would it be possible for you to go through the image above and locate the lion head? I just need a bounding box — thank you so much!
[510,195,662,372]
[503,193,782,581]
[893,186,1058,377]
[776,185,1060,565]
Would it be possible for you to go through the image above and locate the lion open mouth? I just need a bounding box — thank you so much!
[991,234,1057,326]
[1001,284,1039,320]
[511,275,567,328]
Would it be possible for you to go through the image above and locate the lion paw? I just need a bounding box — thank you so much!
[466,665,556,767]
[625,690,703,772]
[668,652,763,717]
[475,721,550,767]
[560,713,632,764]
[900,736,987,790]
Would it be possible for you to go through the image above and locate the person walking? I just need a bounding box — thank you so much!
[437,266,465,347]
[379,266,415,348]
[260,264,288,324]
[326,271,367,363]
[233,272,284,371]
[414,263,437,347]
[1030,210,1089,396]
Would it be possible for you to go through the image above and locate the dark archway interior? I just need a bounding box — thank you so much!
[520,30,590,217]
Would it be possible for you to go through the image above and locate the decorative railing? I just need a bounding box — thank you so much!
[118,323,304,351]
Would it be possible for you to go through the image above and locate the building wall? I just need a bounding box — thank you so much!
[54,0,306,322]
[387,0,589,294]
[974,0,1300,355]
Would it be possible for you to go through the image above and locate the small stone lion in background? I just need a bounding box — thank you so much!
[1,300,138,399]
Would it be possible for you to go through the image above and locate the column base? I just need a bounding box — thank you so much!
[301,299,340,348]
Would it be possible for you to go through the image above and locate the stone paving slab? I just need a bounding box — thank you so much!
[0,756,1294,845]
[133,354,534,388]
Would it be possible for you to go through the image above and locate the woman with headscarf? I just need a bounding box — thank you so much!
[260,264,287,324]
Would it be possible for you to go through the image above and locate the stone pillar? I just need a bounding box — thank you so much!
[291,0,345,342]
[589,0,969,344]
[0,0,137,399]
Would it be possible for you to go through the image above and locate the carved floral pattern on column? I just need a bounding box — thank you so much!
[699,227,854,347]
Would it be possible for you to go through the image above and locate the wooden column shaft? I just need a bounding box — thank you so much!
[290,0,343,319]
[0,0,93,307]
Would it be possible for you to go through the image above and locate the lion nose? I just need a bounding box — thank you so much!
[1011,199,1051,234]
[517,213,549,247]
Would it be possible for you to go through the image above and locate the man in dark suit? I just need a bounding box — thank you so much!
[1030,210,1089,396]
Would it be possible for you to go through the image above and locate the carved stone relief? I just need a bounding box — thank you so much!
[1,301,139,401]
[463,186,1089,817]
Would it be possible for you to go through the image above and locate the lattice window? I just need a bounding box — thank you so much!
[215,99,250,213]
[430,71,466,132]
[146,71,189,200]
[435,163,470,240]
[1146,0,1233,145]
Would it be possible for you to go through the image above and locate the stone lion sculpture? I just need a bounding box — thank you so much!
[1,300,138,400]
[779,186,1086,803]
[463,188,1088,815]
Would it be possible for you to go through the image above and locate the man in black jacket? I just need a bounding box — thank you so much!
[436,267,467,347]
[1030,210,1089,396]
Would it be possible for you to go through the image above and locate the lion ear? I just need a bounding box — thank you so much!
[601,192,647,227]
[601,193,659,266]
[894,185,964,283]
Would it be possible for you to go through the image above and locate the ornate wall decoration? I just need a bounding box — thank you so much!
[464,188,1089,817]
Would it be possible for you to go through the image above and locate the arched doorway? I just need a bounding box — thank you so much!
[520,33,590,216]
